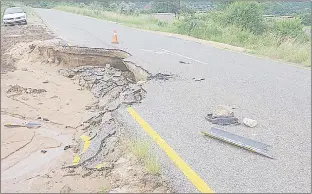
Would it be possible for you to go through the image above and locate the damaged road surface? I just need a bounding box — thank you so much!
[1,18,170,193]
[33,8,312,194]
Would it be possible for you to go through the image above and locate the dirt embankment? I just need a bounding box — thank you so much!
[1,15,170,193]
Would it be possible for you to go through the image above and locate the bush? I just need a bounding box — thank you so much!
[223,1,265,34]
[108,2,118,11]
[118,1,136,15]
[299,13,311,26]
[272,18,305,38]
[179,5,195,16]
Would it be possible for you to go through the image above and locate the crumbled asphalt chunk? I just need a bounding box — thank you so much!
[150,73,174,81]
[205,114,240,125]
[63,65,146,169]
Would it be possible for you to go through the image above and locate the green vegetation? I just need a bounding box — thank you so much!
[262,1,311,16]
[53,1,311,66]
[129,140,161,175]
[4,0,310,66]
[99,185,108,193]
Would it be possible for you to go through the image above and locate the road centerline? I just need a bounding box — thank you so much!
[160,48,209,65]
[127,107,214,193]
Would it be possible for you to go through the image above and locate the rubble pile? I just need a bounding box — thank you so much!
[59,65,146,169]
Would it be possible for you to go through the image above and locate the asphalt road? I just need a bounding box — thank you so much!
[35,9,311,193]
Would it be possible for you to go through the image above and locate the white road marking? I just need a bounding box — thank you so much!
[140,49,170,55]
[160,48,209,65]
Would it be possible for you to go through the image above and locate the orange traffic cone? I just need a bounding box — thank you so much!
[112,30,119,44]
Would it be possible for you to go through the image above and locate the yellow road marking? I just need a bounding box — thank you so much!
[127,107,214,193]
[96,162,108,169]
[96,164,103,169]
[72,135,91,165]
[80,135,91,153]
[72,155,80,165]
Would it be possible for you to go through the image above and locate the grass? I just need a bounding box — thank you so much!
[129,140,161,175]
[54,5,311,67]
[54,5,175,32]
[99,185,107,193]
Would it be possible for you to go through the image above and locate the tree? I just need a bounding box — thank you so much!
[151,0,179,14]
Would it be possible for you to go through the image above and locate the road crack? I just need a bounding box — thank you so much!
[1,132,36,160]
[3,143,62,172]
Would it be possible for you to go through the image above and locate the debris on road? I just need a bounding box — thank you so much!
[179,60,190,64]
[205,105,240,125]
[4,122,41,129]
[43,80,49,83]
[150,73,174,81]
[41,150,47,154]
[243,118,258,128]
[205,114,240,125]
[201,127,274,159]
[64,145,71,150]
[193,77,205,81]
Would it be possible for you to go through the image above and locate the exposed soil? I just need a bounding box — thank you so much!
[1,24,54,74]
[1,12,170,193]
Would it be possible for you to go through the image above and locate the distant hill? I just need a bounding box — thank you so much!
[261,1,311,16]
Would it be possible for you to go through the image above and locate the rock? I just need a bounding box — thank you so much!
[60,184,72,193]
[243,118,258,128]
[106,64,111,68]
[42,80,49,83]
[21,68,28,71]
[41,150,47,154]
[214,105,234,117]
[58,69,75,78]
[64,145,71,150]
